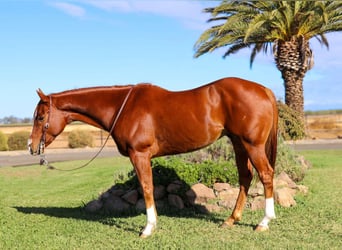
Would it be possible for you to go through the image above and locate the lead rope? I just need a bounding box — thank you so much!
[40,87,134,171]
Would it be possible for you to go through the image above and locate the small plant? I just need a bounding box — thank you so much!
[0,131,8,151]
[7,131,30,151]
[68,130,94,148]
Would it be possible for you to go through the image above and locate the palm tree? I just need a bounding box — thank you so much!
[194,1,342,122]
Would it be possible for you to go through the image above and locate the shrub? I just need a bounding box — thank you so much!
[152,156,239,188]
[0,131,8,151]
[113,135,307,192]
[68,130,94,148]
[153,137,238,187]
[7,131,30,151]
[111,138,238,191]
[278,101,306,140]
[275,136,307,182]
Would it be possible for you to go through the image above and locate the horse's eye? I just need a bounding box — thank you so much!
[38,116,44,122]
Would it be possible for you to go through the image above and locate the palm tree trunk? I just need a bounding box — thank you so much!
[281,68,305,121]
[274,36,312,125]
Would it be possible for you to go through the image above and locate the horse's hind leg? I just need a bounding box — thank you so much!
[221,137,253,227]
[129,150,157,238]
[243,143,276,231]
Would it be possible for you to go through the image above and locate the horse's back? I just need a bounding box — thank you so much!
[121,78,276,156]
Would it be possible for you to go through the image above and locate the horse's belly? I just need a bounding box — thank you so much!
[155,124,224,156]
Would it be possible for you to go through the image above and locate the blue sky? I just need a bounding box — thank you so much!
[1,0,341,118]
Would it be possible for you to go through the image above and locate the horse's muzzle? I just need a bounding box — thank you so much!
[27,139,44,155]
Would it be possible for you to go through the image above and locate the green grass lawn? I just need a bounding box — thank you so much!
[0,150,341,249]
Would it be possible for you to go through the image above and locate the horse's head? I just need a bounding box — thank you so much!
[28,89,67,155]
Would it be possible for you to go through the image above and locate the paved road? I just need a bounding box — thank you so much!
[0,147,120,167]
[1,139,341,167]
[285,139,342,151]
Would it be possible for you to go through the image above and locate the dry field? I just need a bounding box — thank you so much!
[305,114,342,139]
[0,123,116,149]
[1,114,342,149]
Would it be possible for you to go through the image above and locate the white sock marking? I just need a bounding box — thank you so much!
[259,197,276,227]
[142,206,157,236]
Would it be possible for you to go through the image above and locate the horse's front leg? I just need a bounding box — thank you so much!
[129,150,157,238]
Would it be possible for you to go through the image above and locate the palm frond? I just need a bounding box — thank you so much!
[194,0,342,67]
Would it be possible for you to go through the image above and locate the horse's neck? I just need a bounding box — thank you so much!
[53,87,131,131]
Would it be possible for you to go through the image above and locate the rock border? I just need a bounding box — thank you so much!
[85,172,308,214]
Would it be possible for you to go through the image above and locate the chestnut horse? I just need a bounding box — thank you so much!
[28,77,278,238]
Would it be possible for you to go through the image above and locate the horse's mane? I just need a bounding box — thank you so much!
[50,84,136,96]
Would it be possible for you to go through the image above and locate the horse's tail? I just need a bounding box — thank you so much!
[265,89,278,169]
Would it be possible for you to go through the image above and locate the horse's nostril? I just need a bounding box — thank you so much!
[27,139,37,155]
[27,139,32,154]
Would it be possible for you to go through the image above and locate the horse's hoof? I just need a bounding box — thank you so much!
[139,233,151,239]
[220,220,234,228]
[139,223,156,238]
[255,225,269,232]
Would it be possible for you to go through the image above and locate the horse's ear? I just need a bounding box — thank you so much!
[37,88,49,103]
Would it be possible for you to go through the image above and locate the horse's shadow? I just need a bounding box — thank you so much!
[13,204,221,221]
[13,204,256,233]
[13,165,255,231]
[13,205,230,234]
[13,205,137,233]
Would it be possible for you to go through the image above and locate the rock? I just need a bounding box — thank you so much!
[297,155,311,170]
[218,199,237,210]
[201,203,222,213]
[250,196,265,210]
[109,187,126,197]
[249,186,264,197]
[122,190,138,205]
[213,183,231,192]
[217,187,239,201]
[274,179,289,188]
[103,195,130,213]
[297,185,309,195]
[167,180,183,193]
[137,186,143,196]
[100,191,111,200]
[154,185,166,200]
[137,185,166,200]
[277,172,297,189]
[168,194,184,209]
[274,187,297,207]
[155,199,167,210]
[135,198,146,212]
[217,187,239,210]
[186,183,216,205]
[256,181,264,189]
[85,199,103,213]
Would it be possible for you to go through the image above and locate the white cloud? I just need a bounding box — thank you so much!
[130,1,211,30]
[77,0,132,12]
[50,1,86,17]
[53,0,211,30]
[79,0,205,17]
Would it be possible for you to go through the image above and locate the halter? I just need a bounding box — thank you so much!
[39,95,52,155]
[39,86,134,171]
